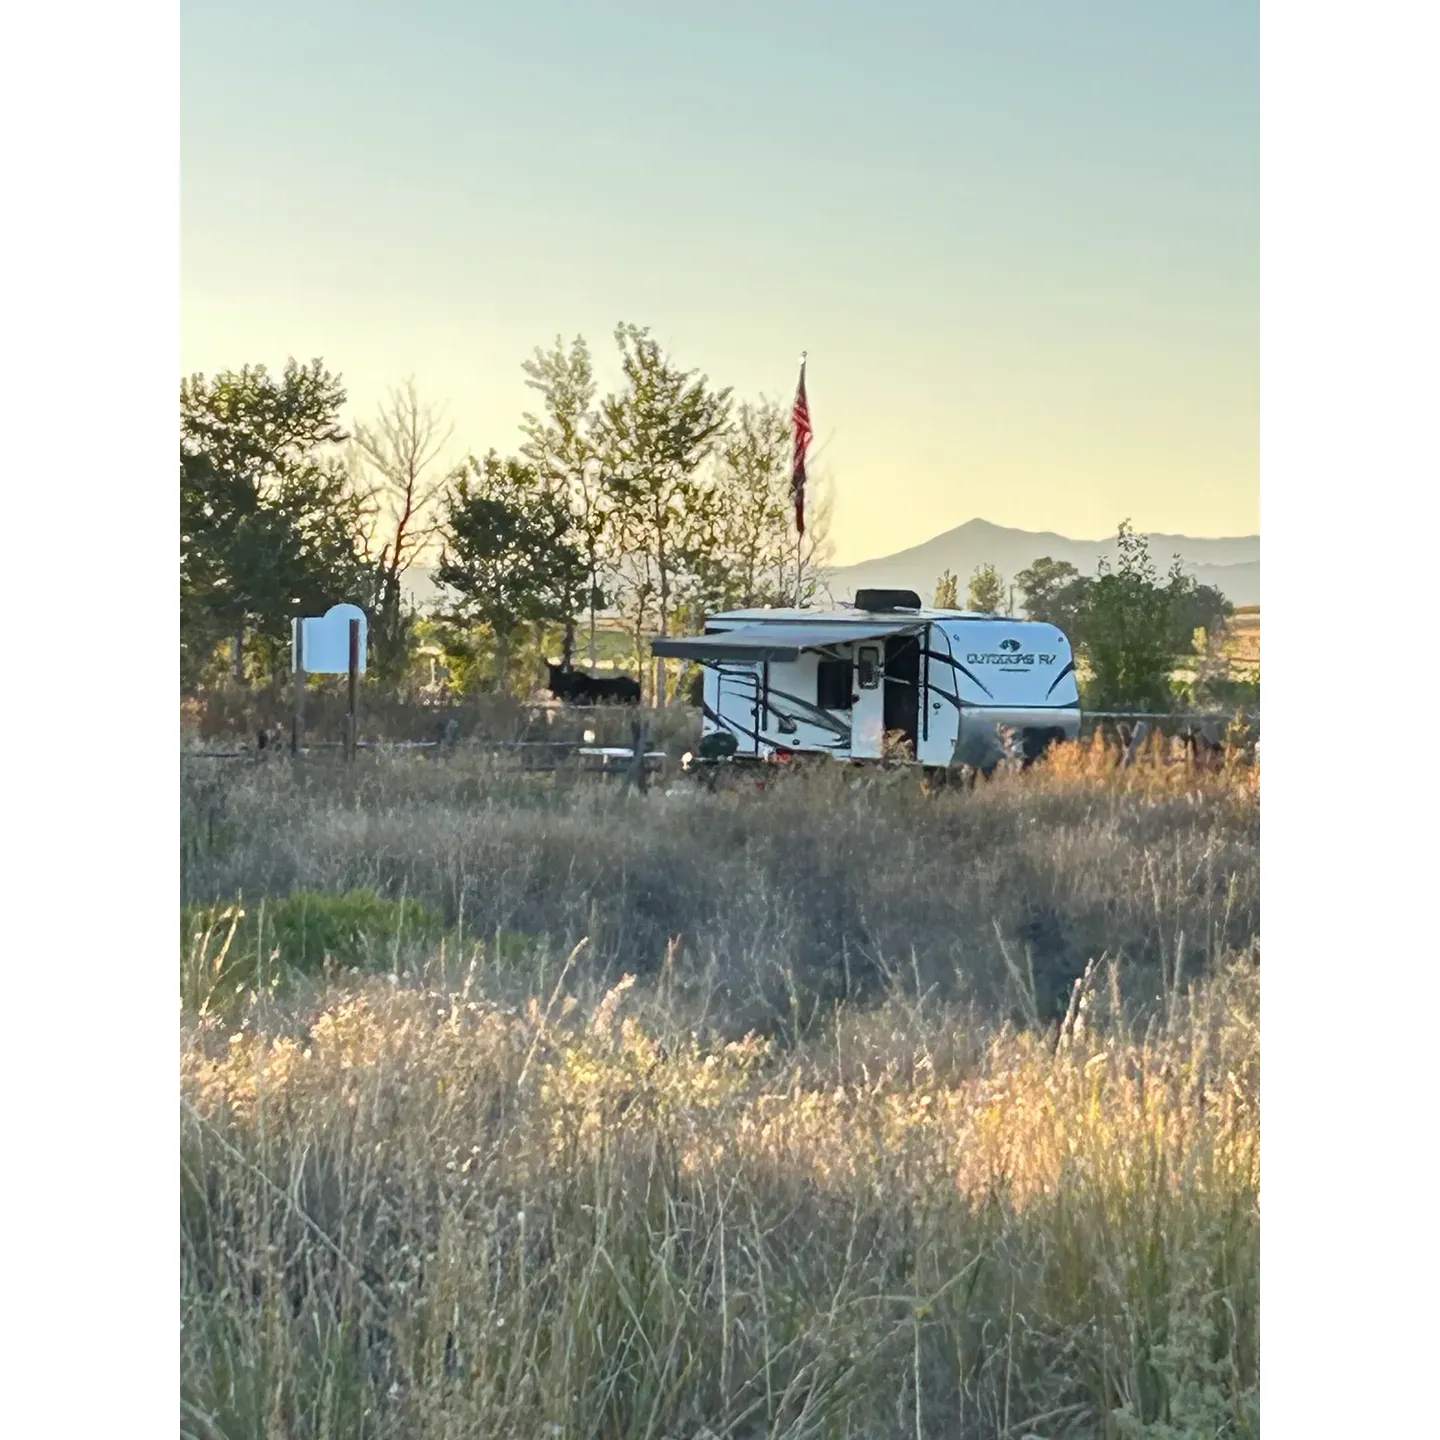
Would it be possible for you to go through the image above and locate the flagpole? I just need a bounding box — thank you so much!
[792,351,809,609]
[795,351,802,609]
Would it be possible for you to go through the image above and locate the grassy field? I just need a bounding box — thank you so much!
[1225,609,1260,671]
[180,743,1259,1438]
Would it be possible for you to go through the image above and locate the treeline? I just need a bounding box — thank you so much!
[180,325,832,700]
[935,533,1246,712]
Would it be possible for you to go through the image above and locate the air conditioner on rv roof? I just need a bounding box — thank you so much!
[853,588,922,612]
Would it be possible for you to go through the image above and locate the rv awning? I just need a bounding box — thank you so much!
[651,619,921,664]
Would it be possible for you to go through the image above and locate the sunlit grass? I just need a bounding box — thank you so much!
[180,744,1259,1438]
[182,956,1257,1438]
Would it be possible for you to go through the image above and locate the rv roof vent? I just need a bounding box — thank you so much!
[854,588,923,612]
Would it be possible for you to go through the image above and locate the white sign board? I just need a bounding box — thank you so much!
[292,603,368,675]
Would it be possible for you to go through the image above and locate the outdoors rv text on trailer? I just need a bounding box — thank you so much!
[652,588,1081,774]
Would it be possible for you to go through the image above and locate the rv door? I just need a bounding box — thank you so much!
[714,663,762,755]
[850,643,885,758]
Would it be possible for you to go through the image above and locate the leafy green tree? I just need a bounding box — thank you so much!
[711,395,834,613]
[180,451,256,683]
[1015,556,1092,637]
[680,396,826,623]
[181,357,347,482]
[520,335,613,668]
[933,569,959,609]
[1015,556,1078,617]
[1078,521,1197,712]
[664,397,823,698]
[1174,581,1234,640]
[692,399,791,611]
[180,359,369,683]
[413,615,494,697]
[596,324,732,701]
[967,563,1006,613]
[435,452,585,690]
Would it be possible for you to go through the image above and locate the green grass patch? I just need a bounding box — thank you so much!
[181,889,443,1013]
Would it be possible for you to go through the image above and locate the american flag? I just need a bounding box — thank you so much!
[791,354,811,536]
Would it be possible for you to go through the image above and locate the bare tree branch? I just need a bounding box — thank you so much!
[351,380,455,676]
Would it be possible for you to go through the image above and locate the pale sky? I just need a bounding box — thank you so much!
[181,0,1258,566]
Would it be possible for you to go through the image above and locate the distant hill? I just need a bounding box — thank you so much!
[821,519,1259,608]
[401,518,1259,612]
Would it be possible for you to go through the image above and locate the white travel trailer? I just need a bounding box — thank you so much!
[652,589,1081,770]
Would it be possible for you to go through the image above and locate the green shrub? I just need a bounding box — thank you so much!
[181,889,442,1012]
[1190,673,1260,713]
[266,889,441,971]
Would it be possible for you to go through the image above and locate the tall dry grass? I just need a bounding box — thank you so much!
[180,743,1259,1438]
[182,955,1257,1439]
[183,739,1257,1034]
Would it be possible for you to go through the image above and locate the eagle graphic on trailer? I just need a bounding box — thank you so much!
[651,588,1081,769]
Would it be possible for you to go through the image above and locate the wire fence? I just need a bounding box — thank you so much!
[1081,711,1258,723]
[183,708,1256,767]
[180,743,668,777]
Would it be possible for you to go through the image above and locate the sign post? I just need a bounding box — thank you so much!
[290,603,368,759]
[628,716,651,793]
[291,620,307,755]
[346,618,361,762]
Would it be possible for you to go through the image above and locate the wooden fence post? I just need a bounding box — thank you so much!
[629,717,650,793]
[346,618,361,762]
[1121,720,1151,768]
[291,618,306,756]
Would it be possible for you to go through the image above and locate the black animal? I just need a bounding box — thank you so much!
[547,663,641,706]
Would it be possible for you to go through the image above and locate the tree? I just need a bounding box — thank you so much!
[1078,520,1197,712]
[1174,581,1234,641]
[1014,556,1092,637]
[933,569,959,609]
[679,396,836,620]
[435,452,584,690]
[661,396,836,698]
[1015,556,1079,619]
[182,357,347,481]
[519,335,612,670]
[791,453,836,610]
[967,563,1005,613]
[596,324,732,702]
[351,380,453,681]
[180,359,369,682]
[180,451,279,684]
[684,399,791,616]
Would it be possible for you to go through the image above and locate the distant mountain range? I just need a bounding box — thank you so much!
[821,519,1259,609]
[402,518,1259,612]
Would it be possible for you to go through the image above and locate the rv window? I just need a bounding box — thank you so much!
[816,658,853,710]
[857,646,880,690]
